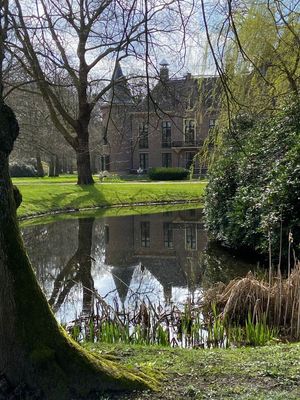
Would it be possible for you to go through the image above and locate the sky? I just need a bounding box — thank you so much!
[16,0,216,89]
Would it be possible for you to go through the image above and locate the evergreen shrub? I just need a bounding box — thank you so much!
[148,167,189,181]
[9,162,37,177]
[205,99,300,257]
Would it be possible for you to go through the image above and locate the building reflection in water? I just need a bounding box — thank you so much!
[106,209,207,305]
[22,208,252,324]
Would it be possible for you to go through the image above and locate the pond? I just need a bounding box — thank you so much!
[22,207,257,331]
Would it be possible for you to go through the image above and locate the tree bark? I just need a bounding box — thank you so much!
[48,155,55,177]
[36,153,45,177]
[75,135,94,185]
[0,103,154,399]
[54,154,60,177]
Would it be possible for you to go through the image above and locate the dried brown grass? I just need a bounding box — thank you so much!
[202,263,300,339]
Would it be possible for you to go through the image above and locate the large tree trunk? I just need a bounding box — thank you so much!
[54,154,60,177]
[36,153,45,177]
[0,103,154,399]
[48,155,55,177]
[75,133,94,185]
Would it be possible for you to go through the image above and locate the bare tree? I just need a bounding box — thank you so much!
[8,84,79,176]
[7,0,192,184]
[0,1,155,397]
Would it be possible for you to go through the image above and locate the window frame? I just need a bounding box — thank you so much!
[138,122,149,149]
[163,222,174,249]
[183,118,196,144]
[139,153,149,170]
[141,221,150,248]
[162,152,172,168]
[162,120,171,148]
[185,224,197,250]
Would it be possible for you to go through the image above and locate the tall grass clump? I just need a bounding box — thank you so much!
[202,262,300,340]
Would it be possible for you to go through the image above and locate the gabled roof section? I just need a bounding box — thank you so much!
[107,61,134,106]
[137,75,219,113]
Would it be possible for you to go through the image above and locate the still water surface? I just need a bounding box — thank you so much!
[22,208,256,325]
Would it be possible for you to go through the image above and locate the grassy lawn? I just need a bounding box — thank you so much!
[13,175,206,218]
[84,342,300,400]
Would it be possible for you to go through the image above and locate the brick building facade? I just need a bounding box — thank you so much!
[100,61,219,175]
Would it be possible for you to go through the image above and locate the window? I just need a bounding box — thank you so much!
[209,119,216,129]
[163,222,173,248]
[185,224,197,250]
[139,153,149,170]
[185,151,196,169]
[139,122,148,148]
[162,121,171,147]
[184,119,196,144]
[100,155,110,171]
[141,221,150,248]
[162,153,172,168]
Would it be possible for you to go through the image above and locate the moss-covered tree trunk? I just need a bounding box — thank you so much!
[0,102,154,399]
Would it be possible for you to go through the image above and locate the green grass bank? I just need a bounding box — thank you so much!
[85,342,300,400]
[13,176,206,219]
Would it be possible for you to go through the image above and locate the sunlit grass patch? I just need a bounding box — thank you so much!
[14,178,206,218]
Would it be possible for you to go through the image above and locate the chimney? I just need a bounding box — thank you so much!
[159,58,169,82]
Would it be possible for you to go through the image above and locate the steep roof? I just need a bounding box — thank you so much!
[136,75,219,113]
[106,62,134,106]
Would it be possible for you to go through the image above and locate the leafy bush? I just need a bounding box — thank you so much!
[148,167,189,181]
[205,98,300,257]
[9,162,37,177]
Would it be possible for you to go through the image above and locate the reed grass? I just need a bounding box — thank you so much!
[202,262,300,340]
[65,261,300,349]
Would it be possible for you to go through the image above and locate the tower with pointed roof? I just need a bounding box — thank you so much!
[100,62,134,174]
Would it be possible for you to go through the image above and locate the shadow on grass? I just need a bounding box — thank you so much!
[18,183,108,218]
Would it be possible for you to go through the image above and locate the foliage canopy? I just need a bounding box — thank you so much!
[205,98,300,258]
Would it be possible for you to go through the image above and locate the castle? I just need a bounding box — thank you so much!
[100,61,219,175]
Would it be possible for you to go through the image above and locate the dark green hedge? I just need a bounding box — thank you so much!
[9,162,37,177]
[148,167,189,181]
